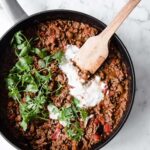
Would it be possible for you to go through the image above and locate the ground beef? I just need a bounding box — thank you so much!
[7,20,129,150]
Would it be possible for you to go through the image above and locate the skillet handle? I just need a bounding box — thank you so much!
[0,0,28,24]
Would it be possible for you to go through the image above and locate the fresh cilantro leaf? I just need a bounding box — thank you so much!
[59,107,74,126]
[6,75,21,101]
[8,87,21,101]
[34,70,51,84]
[15,56,33,72]
[6,78,15,87]
[52,51,65,64]
[66,122,84,141]
[20,94,47,131]
[19,46,30,57]
[33,48,47,59]
[21,72,34,85]
[54,82,63,95]
[20,103,31,131]
[38,59,46,69]
[73,98,80,107]
[20,119,28,131]
[72,98,88,121]
[6,75,19,87]
[43,56,52,67]
[16,41,31,57]
[25,83,38,93]
[79,109,88,121]
[17,41,28,50]
[47,104,60,119]
[13,31,24,45]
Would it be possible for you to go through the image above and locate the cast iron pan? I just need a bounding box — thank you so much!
[0,10,136,150]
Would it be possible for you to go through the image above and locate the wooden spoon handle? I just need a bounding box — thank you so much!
[100,0,141,42]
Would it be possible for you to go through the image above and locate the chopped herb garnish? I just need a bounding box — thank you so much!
[33,48,47,59]
[20,94,48,131]
[73,98,80,107]
[79,109,88,121]
[25,83,38,93]
[52,51,65,64]
[66,122,84,141]
[73,98,88,121]
[6,31,53,131]
[47,98,88,141]
[48,104,60,115]
[59,106,74,126]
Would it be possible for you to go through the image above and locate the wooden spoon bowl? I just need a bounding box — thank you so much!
[73,0,141,74]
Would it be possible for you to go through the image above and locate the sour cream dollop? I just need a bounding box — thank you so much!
[59,45,106,108]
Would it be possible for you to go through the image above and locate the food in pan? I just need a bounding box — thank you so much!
[6,20,129,150]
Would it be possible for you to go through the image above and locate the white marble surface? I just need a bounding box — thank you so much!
[0,0,150,150]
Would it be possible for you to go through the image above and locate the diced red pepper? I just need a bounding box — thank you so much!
[92,134,101,142]
[94,115,105,126]
[94,118,100,125]
[104,123,111,134]
[98,116,105,125]
[51,125,61,140]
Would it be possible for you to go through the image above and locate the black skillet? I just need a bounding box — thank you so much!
[0,2,136,150]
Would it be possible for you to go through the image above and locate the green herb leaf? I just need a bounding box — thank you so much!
[66,122,84,141]
[16,41,31,57]
[13,31,24,45]
[79,109,88,121]
[53,82,63,95]
[38,59,46,69]
[6,75,21,101]
[20,119,28,131]
[8,87,21,101]
[47,103,60,119]
[43,56,52,67]
[73,98,80,107]
[59,107,74,126]
[33,48,47,59]
[52,51,65,64]
[17,41,27,50]
[19,46,29,57]
[21,72,34,85]
[34,70,51,84]
[6,75,19,87]
[26,83,38,93]
[15,56,33,72]
[72,98,88,121]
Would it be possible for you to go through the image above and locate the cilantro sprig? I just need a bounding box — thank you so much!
[66,122,84,141]
[48,98,88,141]
[6,31,64,131]
[52,51,65,64]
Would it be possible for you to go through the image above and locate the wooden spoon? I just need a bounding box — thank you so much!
[73,0,141,74]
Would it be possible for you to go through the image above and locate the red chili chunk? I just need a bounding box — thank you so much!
[104,123,111,134]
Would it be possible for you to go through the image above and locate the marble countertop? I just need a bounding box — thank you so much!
[0,0,150,149]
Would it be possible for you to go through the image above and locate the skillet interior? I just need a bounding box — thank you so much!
[0,10,135,150]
